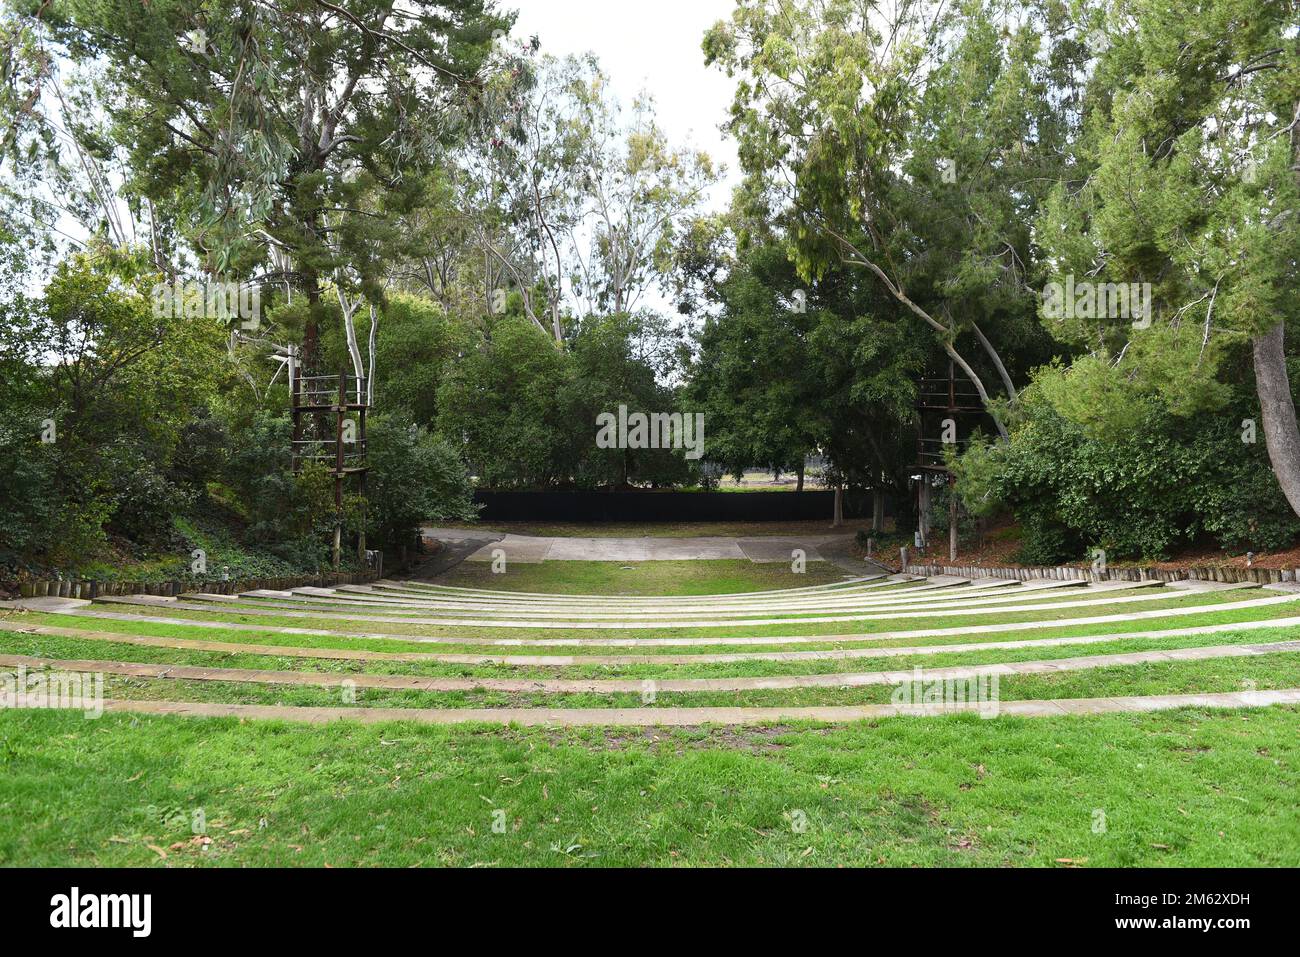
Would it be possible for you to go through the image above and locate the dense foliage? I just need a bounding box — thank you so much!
[2,0,1299,579]
[0,246,478,577]
[955,372,1300,563]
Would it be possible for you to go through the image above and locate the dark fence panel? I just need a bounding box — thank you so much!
[472,490,879,523]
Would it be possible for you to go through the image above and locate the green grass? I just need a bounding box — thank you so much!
[30,651,1298,711]
[15,595,1300,662]
[426,559,850,593]
[4,557,1298,868]
[0,707,1295,866]
[68,587,1300,647]
[5,619,1300,681]
[223,584,1261,624]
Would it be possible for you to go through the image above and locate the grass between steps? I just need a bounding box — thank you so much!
[225,585,1167,620]
[26,652,1300,710]
[14,597,1300,660]
[0,705,1295,867]
[185,581,1220,617]
[5,622,1300,681]
[68,587,1292,644]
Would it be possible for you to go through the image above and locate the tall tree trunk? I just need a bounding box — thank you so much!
[297,264,328,447]
[366,304,378,407]
[796,461,805,492]
[831,485,844,527]
[918,479,931,545]
[301,265,322,373]
[970,318,1018,403]
[948,481,958,562]
[1252,320,1300,517]
[872,488,885,532]
[1258,98,1300,520]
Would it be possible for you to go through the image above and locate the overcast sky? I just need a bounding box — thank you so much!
[509,0,742,210]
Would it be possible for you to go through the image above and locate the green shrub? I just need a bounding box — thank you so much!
[364,411,476,549]
[956,374,1299,563]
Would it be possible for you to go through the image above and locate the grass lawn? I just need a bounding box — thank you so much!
[6,618,1300,681]
[428,558,850,593]
[0,707,1295,867]
[3,558,1298,867]
[14,652,1294,711]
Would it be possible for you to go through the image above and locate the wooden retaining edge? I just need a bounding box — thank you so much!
[13,569,382,601]
[902,562,1297,586]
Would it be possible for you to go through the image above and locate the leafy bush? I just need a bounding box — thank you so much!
[222,412,336,566]
[955,369,1299,563]
[102,442,196,546]
[0,409,110,567]
[364,411,476,549]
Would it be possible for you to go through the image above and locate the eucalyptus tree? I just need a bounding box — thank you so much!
[703,0,1073,437]
[463,52,719,344]
[679,219,924,516]
[8,0,513,372]
[0,6,150,264]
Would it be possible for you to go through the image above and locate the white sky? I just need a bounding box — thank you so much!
[509,0,742,211]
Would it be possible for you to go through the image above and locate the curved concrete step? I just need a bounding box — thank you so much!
[3,640,1295,694]
[5,689,1297,726]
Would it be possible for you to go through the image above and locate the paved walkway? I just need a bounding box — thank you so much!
[5,689,1297,726]
[405,534,500,579]
[421,527,850,564]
